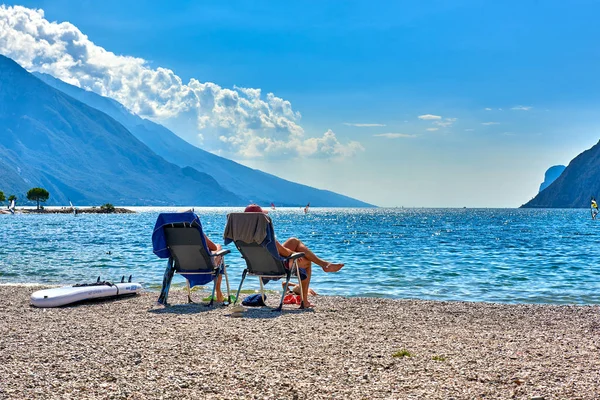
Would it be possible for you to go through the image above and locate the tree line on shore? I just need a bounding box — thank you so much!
[0,187,49,210]
[1,187,117,212]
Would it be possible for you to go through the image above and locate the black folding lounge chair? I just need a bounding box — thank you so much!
[223,212,305,311]
[152,212,231,306]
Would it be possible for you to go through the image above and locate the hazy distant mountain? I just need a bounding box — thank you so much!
[538,165,566,193]
[523,142,600,208]
[0,54,241,206]
[35,72,373,207]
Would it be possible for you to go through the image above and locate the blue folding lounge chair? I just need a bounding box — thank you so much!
[152,212,231,306]
[223,212,306,311]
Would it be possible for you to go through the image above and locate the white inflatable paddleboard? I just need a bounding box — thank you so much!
[31,279,143,308]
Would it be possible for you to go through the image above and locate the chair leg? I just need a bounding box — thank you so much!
[276,275,292,312]
[186,280,193,304]
[294,259,306,308]
[234,269,247,305]
[259,277,266,305]
[157,258,175,306]
[223,264,232,305]
[207,278,216,307]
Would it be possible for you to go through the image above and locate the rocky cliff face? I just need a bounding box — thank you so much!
[539,165,566,193]
[523,141,600,208]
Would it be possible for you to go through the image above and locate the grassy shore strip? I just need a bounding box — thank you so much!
[1,286,599,399]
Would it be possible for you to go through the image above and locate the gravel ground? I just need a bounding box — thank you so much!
[1,285,599,399]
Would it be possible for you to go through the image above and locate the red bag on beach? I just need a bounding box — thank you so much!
[283,294,301,305]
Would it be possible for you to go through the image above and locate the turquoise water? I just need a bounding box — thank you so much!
[1,207,599,304]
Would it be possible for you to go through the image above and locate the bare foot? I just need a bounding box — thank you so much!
[299,301,314,309]
[323,263,344,273]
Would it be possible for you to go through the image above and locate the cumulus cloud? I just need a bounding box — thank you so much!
[418,114,442,120]
[481,122,500,125]
[426,128,439,131]
[511,105,532,111]
[343,122,386,127]
[484,107,492,111]
[0,5,362,159]
[373,133,416,139]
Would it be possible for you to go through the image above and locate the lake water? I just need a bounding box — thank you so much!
[1,207,599,304]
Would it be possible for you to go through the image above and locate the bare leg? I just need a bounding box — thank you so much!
[297,258,312,308]
[215,274,224,302]
[213,251,224,302]
[282,237,344,272]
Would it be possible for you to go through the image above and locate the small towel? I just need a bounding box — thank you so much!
[223,212,271,245]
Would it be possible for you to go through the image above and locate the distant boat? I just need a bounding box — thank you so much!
[8,199,15,214]
[304,202,310,214]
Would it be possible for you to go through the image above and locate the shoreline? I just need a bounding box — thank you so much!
[2,285,599,399]
[1,282,599,306]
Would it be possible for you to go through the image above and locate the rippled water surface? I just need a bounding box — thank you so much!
[2,207,599,304]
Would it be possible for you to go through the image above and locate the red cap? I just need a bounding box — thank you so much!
[244,204,267,213]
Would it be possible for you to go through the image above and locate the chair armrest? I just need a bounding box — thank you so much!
[213,249,231,257]
[286,252,305,261]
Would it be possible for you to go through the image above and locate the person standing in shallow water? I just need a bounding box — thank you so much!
[592,197,598,220]
[244,204,344,308]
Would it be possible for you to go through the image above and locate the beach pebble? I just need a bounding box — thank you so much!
[2,287,600,399]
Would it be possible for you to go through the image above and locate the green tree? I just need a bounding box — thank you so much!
[100,203,116,213]
[27,188,50,210]
[0,191,5,204]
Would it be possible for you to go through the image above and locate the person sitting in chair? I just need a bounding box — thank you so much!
[181,209,229,303]
[244,204,344,308]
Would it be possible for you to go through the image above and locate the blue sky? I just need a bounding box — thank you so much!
[3,1,600,207]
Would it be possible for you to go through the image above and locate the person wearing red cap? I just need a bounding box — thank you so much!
[244,204,344,307]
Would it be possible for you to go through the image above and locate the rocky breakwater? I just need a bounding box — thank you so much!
[21,207,135,214]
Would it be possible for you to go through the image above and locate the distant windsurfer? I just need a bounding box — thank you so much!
[592,197,598,220]
[304,202,310,214]
[69,200,77,216]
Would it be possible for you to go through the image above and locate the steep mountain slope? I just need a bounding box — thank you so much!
[0,55,241,206]
[523,141,600,208]
[35,72,373,207]
[538,165,566,193]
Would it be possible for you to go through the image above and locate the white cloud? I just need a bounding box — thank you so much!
[343,122,386,127]
[481,122,500,126]
[374,133,416,139]
[426,128,439,132]
[0,5,362,160]
[433,117,457,128]
[418,114,442,120]
[511,105,532,111]
[464,128,475,131]
[484,108,492,111]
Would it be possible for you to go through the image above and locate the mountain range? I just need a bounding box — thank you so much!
[0,55,372,207]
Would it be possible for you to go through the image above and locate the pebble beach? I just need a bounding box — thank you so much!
[1,286,600,399]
